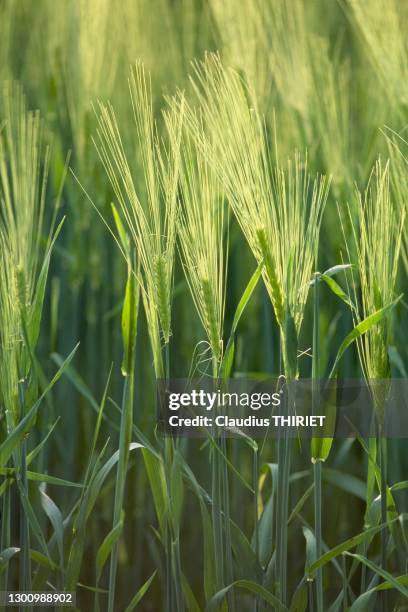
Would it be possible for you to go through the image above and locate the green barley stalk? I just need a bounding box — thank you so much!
[312,272,323,612]
[341,159,404,611]
[168,116,233,605]
[94,63,184,611]
[181,56,329,354]
[108,255,139,612]
[0,83,64,596]
[172,119,226,367]
[343,160,403,404]
[94,62,182,372]
[176,56,329,604]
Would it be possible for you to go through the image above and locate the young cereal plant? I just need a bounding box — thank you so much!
[341,159,404,612]
[0,82,67,596]
[175,54,330,606]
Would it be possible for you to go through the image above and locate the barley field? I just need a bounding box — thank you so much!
[0,1,407,611]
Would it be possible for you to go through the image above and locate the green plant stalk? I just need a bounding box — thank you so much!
[212,355,237,610]
[18,379,32,600]
[276,326,296,605]
[342,553,347,611]
[275,384,284,597]
[276,407,290,603]
[313,461,323,610]
[0,484,11,593]
[163,342,184,612]
[378,430,388,612]
[312,275,324,612]
[218,354,236,612]
[281,431,292,605]
[163,449,174,612]
[108,373,133,612]
[361,436,377,594]
[308,578,314,611]
[221,434,235,612]
[163,443,184,612]
[211,357,225,595]
[253,447,260,612]
[163,341,173,612]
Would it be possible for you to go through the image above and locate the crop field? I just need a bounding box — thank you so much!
[0,1,407,610]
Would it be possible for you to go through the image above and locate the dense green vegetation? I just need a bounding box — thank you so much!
[0,1,407,610]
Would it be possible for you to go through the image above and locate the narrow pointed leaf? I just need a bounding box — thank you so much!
[308,519,398,577]
[345,553,408,598]
[96,512,124,582]
[206,579,287,611]
[0,344,79,467]
[124,571,157,612]
[329,297,402,378]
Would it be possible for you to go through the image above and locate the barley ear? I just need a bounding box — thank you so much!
[153,253,171,344]
[201,278,221,363]
[256,227,284,328]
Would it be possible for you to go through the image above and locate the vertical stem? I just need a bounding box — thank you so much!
[0,484,11,593]
[379,432,388,612]
[273,335,282,595]
[308,576,314,611]
[275,435,283,597]
[18,379,32,610]
[276,393,291,605]
[108,373,132,612]
[162,340,173,612]
[313,461,323,612]
[312,274,323,612]
[281,433,291,604]
[211,357,224,594]
[163,341,184,612]
[253,446,260,611]
[221,435,235,612]
[342,553,348,612]
[362,436,377,594]
[163,463,173,612]
[276,323,296,606]
[253,447,259,563]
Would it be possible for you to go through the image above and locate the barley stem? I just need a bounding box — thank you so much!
[276,320,297,605]
[379,431,388,612]
[312,274,324,612]
[253,447,259,612]
[163,341,184,612]
[211,358,225,594]
[108,372,133,612]
[342,553,348,611]
[18,378,32,604]
[314,461,323,610]
[0,485,11,593]
[221,433,235,612]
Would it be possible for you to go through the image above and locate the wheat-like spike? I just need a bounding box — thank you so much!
[175,56,329,348]
[169,112,226,368]
[342,159,404,419]
[94,62,183,373]
[201,278,222,363]
[154,253,171,344]
[15,265,27,317]
[0,83,55,427]
[256,227,284,327]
